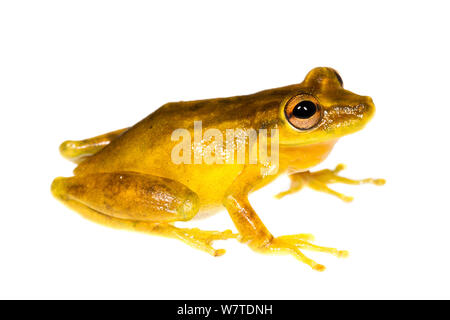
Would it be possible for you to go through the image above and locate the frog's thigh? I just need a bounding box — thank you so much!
[51,171,198,223]
[51,172,237,256]
[59,128,129,163]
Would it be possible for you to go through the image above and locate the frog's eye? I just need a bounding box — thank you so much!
[285,94,322,130]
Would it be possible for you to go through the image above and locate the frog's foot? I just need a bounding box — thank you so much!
[276,164,385,202]
[260,234,348,271]
[173,228,239,257]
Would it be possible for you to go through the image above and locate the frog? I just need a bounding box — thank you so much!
[51,67,384,271]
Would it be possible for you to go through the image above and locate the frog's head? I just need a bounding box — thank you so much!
[278,67,375,146]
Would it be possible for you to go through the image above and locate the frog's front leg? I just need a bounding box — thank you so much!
[276,164,385,202]
[51,172,237,256]
[223,166,347,271]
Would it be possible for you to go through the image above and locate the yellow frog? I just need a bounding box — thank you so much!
[51,67,384,271]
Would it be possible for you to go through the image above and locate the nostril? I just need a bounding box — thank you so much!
[364,96,375,106]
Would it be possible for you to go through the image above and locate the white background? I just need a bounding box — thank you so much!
[1,1,449,299]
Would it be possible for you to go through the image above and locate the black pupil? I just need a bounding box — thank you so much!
[292,101,317,119]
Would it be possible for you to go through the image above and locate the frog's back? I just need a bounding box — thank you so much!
[73,84,299,209]
[75,84,299,175]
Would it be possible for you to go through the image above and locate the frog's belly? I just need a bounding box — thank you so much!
[143,162,245,218]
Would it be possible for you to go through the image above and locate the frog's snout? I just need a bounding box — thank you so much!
[322,94,376,135]
[364,96,375,109]
[361,96,375,121]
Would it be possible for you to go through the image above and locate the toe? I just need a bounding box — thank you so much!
[313,264,326,272]
[213,249,226,257]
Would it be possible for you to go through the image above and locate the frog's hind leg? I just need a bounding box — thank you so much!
[51,172,238,256]
[59,128,129,163]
